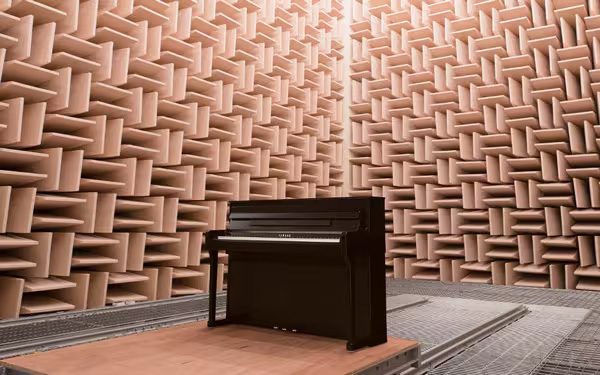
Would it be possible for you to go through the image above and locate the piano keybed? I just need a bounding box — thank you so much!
[217,232,343,243]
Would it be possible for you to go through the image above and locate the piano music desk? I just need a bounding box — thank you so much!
[5,321,419,375]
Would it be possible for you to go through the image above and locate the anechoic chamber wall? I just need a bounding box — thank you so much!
[0,0,344,319]
[350,0,600,290]
[4,0,600,321]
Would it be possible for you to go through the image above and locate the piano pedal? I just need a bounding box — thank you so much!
[273,327,298,333]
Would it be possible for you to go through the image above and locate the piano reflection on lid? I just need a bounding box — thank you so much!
[205,197,387,351]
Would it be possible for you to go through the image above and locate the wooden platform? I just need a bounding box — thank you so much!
[5,322,419,375]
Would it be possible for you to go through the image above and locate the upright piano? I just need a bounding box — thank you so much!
[205,197,387,351]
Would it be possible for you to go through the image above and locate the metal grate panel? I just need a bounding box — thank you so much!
[387,297,523,354]
[385,295,529,375]
[428,306,587,375]
[530,310,600,375]
[387,279,600,375]
[386,279,600,310]
[0,293,227,359]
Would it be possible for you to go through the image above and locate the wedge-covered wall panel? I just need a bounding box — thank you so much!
[0,0,344,319]
[351,0,600,291]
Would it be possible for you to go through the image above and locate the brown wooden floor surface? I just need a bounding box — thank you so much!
[6,322,418,375]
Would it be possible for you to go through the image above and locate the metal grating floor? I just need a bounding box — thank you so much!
[3,280,600,374]
[387,297,523,353]
[428,306,587,375]
[386,279,600,310]
[0,293,227,359]
[530,310,600,375]
[387,279,600,375]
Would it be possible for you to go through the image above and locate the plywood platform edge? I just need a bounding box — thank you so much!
[5,321,420,375]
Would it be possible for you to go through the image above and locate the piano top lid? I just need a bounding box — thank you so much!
[229,196,383,206]
[229,211,360,220]
[226,197,384,233]
[228,197,382,220]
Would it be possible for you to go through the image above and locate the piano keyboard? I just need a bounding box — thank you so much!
[217,234,341,243]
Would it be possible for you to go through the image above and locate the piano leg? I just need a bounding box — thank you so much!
[344,251,358,351]
[207,249,218,328]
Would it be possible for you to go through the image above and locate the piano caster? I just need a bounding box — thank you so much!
[207,319,229,328]
[346,340,374,352]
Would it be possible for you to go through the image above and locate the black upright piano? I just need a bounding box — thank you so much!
[205,197,387,351]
